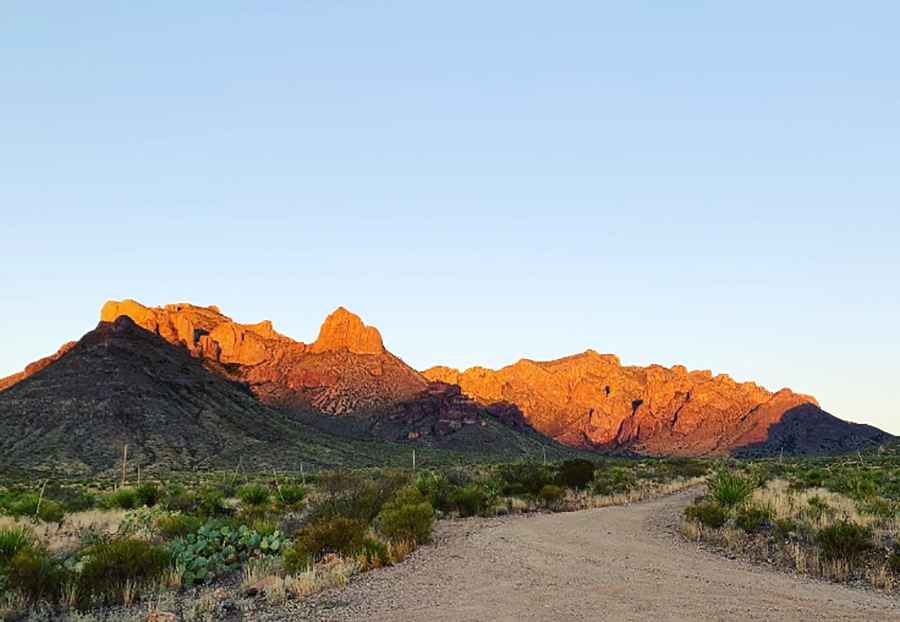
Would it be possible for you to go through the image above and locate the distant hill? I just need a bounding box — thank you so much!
[424,352,892,457]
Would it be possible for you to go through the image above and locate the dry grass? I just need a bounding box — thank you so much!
[0,509,127,553]
[568,476,707,511]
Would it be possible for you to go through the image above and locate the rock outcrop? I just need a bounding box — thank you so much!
[423,350,891,456]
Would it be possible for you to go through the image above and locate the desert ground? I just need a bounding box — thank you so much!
[287,489,899,622]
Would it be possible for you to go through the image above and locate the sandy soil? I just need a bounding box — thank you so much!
[282,489,899,621]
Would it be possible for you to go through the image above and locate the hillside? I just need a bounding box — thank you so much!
[0,312,578,474]
[423,351,892,457]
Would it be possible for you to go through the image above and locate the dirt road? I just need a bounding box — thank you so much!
[292,489,899,621]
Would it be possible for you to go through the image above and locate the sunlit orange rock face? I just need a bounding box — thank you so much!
[423,350,823,456]
[99,299,425,415]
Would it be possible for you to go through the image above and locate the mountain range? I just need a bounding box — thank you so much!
[0,299,892,473]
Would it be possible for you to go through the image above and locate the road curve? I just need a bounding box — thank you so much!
[292,489,899,621]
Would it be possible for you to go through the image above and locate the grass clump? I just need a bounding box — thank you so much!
[538,484,565,509]
[104,488,140,511]
[815,521,874,563]
[276,484,306,510]
[238,483,271,509]
[376,487,434,544]
[684,502,728,529]
[76,539,171,607]
[0,526,35,568]
[708,470,755,508]
[735,504,774,534]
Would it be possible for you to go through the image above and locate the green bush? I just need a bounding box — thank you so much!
[309,471,409,523]
[105,488,140,510]
[450,484,491,517]
[277,484,306,509]
[496,463,555,496]
[538,484,565,509]
[557,459,596,489]
[156,514,203,540]
[735,504,773,533]
[5,548,67,604]
[237,484,270,508]
[416,471,456,512]
[816,521,874,563]
[805,496,832,522]
[708,471,755,508]
[76,539,171,607]
[377,487,434,544]
[592,466,638,495]
[0,526,35,568]
[168,522,285,585]
[196,488,229,518]
[284,517,368,573]
[7,495,66,523]
[684,502,728,529]
[135,483,161,507]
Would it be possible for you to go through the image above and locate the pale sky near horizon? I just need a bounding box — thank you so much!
[1,3,898,434]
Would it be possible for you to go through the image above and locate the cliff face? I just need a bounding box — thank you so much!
[97,299,426,415]
[423,350,890,456]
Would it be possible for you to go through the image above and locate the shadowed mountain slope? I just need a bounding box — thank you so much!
[0,309,579,473]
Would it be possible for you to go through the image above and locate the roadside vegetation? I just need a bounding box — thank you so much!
[681,444,899,593]
[0,457,707,620]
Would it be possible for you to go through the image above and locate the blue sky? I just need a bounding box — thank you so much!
[1,2,898,434]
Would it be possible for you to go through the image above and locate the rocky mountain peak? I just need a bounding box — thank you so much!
[309,307,384,355]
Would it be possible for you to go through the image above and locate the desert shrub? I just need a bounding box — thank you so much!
[359,537,390,568]
[416,471,456,512]
[557,459,596,490]
[496,463,555,496]
[735,504,773,533]
[538,484,565,509]
[684,502,728,529]
[162,490,195,514]
[135,483,161,507]
[5,548,67,603]
[284,517,367,573]
[76,539,171,607]
[237,484,270,509]
[156,514,203,540]
[196,488,229,518]
[309,471,409,523]
[816,521,874,563]
[708,471,754,508]
[168,522,286,585]
[105,488,140,511]
[276,484,306,509]
[7,495,66,523]
[0,526,35,568]
[592,466,638,495]
[377,487,433,544]
[450,484,491,517]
